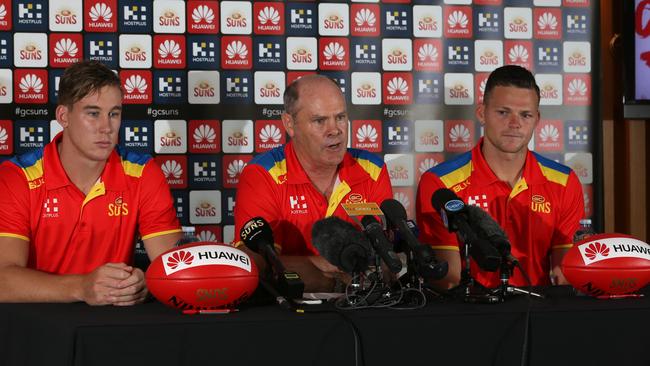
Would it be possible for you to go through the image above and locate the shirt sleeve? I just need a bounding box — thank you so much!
[368,165,393,205]
[415,170,460,251]
[551,171,584,249]
[233,164,281,246]
[0,163,31,241]
[137,160,181,240]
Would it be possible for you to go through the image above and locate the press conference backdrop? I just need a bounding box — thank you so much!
[0,0,597,244]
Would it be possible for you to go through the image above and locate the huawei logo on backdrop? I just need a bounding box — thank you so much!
[188,2,218,33]
[222,37,251,69]
[351,5,379,36]
[85,1,116,32]
[194,124,217,143]
[125,75,147,94]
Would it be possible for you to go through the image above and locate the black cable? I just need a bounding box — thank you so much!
[514,262,533,366]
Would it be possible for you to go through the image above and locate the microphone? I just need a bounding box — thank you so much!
[240,217,305,299]
[311,216,372,273]
[380,199,448,279]
[359,215,403,273]
[430,189,501,272]
[465,205,519,265]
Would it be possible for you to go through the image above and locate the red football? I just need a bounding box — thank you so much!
[561,233,650,297]
[146,242,258,310]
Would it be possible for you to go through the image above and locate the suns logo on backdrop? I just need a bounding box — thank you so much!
[0,1,11,31]
[155,155,187,189]
[384,154,414,187]
[84,0,116,32]
[564,74,590,105]
[49,34,83,67]
[189,155,219,189]
[153,0,184,33]
[221,1,251,35]
[189,120,220,154]
[535,73,563,105]
[444,73,473,105]
[445,120,474,152]
[14,32,47,68]
[535,120,564,152]
[413,5,442,38]
[414,120,443,153]
[222,120,253,154]
[382,38,412,71]
[286,37,317,70]
[319,3,349,36]
[190,191,221,225]
[0,120,13,155]
[564,152,593,184]
[253,71,284,105]
[222,155,252,188]
[414,39,442,72]
[188,1,218,34]
[154,35,186,68]
[351,72,381,105]
[352,120,382,152]
[49,0,82,32]
[120,120,153,153]
[383,73,412,105]
[0,69,12,104]
[563,41,591,73]
[504,40,533,70]
[120,70,152,104]
[14,69,48,104]
[154,70,185,104]
[188,70,219,104]
[155,119,187,154]
[222,36,252,69]
[474,40,503,72]
[504,7,532,39]
[119,34,151,68]
[286,2,316,36]
[351,4,379,37]
[14,0,47,31]
[255,120,284,152]
[254,2,284,35]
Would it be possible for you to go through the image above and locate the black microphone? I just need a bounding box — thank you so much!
[312,216,372,273]
[240,217,305,299]
[465,205,519,265]
[359,215,403,273]
[430,189,501,272]
[380,199,448,279]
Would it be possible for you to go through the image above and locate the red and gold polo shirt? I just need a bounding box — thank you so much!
[416,139,584,287]
[234,141,393,255]
[0,133,180,275]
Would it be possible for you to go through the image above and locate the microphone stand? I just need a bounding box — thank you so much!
[452,241,502,303]
[491,259,544,301]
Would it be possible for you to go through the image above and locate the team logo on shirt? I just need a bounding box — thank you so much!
[531,194,551,214]
[345,193,365,204]
[108,196,129,217]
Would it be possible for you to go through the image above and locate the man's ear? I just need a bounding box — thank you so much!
[475,104,485,126]
[282,112,295,138]
[55,105,70,128]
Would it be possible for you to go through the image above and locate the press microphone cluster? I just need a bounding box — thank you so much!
[240,217,305,300]
[312,216,373,273]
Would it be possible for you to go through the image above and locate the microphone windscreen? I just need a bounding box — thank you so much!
[240,217,274,253]
[312,216,371,273]
[431,188,461,213]
[380,198,408,224]
[465,205,512,256]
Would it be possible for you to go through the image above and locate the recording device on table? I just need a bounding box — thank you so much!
[240,217,305,310]
[431,188,542,303]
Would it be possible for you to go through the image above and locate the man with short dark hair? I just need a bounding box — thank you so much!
[234,75,393,292]
[416,65,584,289]
[0,60,181,305]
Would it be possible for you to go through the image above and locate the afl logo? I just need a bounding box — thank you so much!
[347,193,364,203]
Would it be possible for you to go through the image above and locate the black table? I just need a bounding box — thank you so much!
[1,287,649,366]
